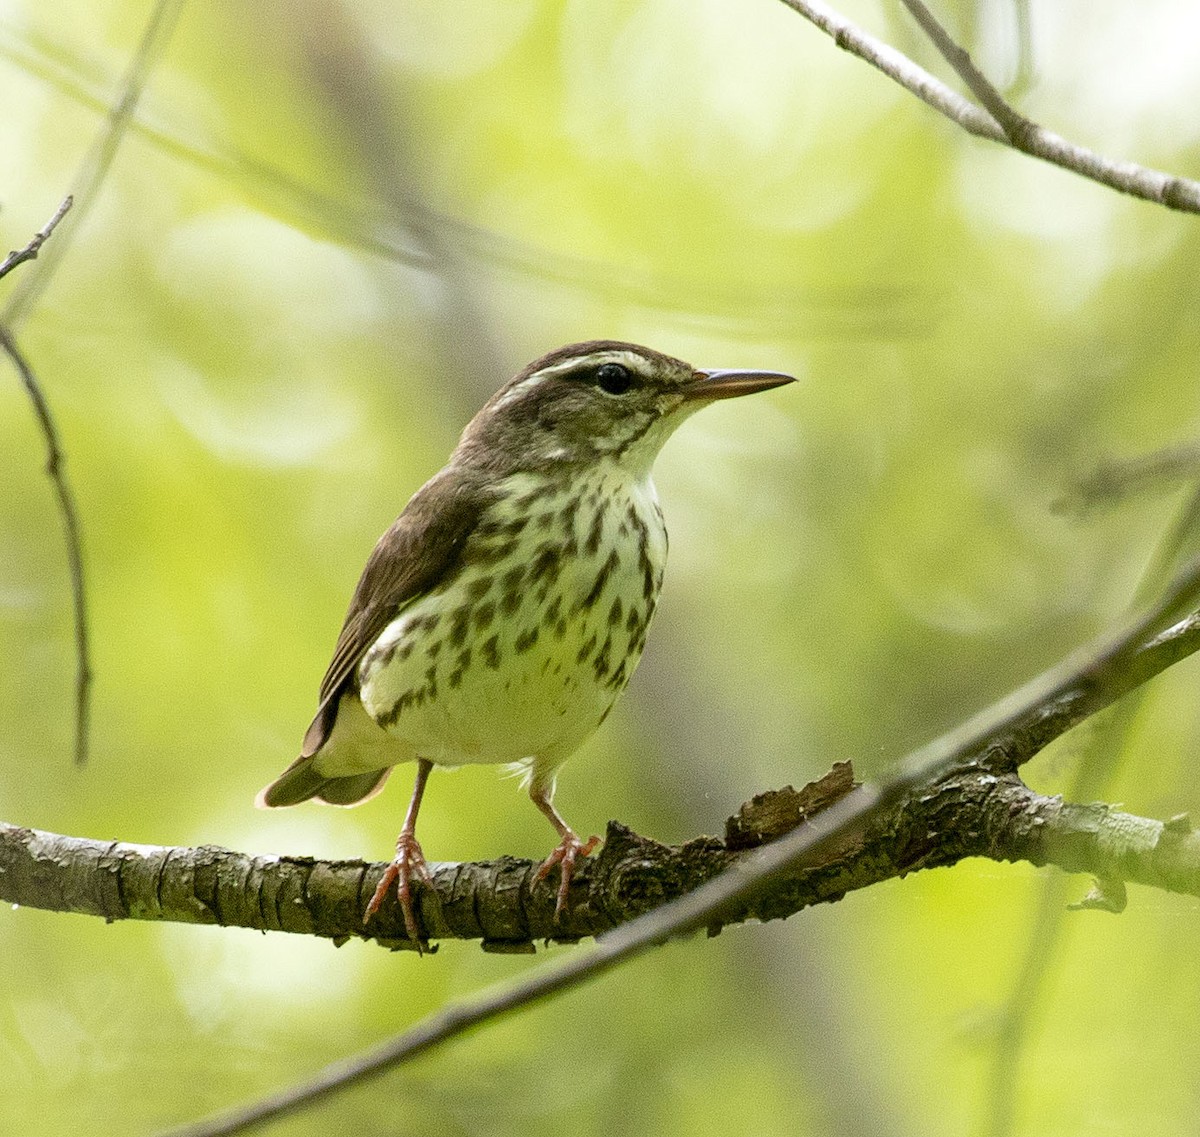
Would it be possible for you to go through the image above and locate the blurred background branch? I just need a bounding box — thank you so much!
[1054,442,1200,518]
[271,0,502,411]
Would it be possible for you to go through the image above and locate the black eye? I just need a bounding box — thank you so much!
[595,362,634,395]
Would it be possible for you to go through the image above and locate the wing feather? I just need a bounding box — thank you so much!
[301,467,491,757]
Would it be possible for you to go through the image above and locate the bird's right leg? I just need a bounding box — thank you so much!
[531,781,601,919]
[364,757,435,945]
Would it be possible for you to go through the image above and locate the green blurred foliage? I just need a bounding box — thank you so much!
[2,0,1200,1134]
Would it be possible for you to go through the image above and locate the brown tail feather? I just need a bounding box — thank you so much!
[256,757,391,809]
[316,767,392,806]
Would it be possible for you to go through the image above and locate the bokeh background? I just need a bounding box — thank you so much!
[3,1,1200,1134]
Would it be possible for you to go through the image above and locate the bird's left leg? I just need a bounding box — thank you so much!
[364,757,435,945]
[531,780,600,919]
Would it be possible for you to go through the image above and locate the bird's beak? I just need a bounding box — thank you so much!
[682,368,796,402]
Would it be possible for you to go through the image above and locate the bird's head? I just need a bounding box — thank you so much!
[455,340,795,477]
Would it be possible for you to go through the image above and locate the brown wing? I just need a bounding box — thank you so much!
[301,466,491,757]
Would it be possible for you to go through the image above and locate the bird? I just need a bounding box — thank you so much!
[257,340,794,945]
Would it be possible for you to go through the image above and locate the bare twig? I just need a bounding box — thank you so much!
[139,559,1200,1136]
[0,328,92,767]
[2,0,187,328]
[0,196,73,282]
[898,0,1032,140]
[0,0,185,762]
[776,0,1200,213]
[0,197,89,765]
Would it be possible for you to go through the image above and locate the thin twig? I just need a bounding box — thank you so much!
[775,0,1200,213]
[0,0,185,761]
[0,196,73,282]
[898,0,1032,140]
[2,0,187,329]
[157,558,1200,1137]
[0,327,92,767]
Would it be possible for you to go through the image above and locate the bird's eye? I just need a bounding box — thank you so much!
[594,362,634,395]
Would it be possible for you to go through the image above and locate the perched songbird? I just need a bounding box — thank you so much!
[257,341,794,943]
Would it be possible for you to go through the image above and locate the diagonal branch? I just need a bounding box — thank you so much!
[2,0,187,329]
[0,196,73,282]
[775,0,1200,213]
[898,0,1032,140]
[0,563,1197,1134]
[147,782,1198,1137]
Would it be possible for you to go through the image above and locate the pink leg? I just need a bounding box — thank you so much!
[364,758,435,945]
[531,783,600,919]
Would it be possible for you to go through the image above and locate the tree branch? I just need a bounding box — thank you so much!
[0,562,1189,1137]
[776,0,1200,213]
[984,477,1200,1136]
[898,0,1032,141]
[6,767,1200,956]
[0,0,186,767]
[2,571,1200,946]
[0,195,72,282]
[2,0,186,329]
[0,197,91,767]
[0,330,92,767]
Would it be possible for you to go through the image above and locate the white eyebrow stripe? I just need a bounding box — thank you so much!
[490,373,545,412]
[490,350,653,413]
[530,349,650,381]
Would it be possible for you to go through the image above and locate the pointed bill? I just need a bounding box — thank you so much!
[683,368,796,402]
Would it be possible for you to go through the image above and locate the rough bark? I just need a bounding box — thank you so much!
[3,764,1196,952]
[6,605,1200,952]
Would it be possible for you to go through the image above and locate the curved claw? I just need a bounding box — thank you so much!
[536,831,601,919]
[364,832,434,947]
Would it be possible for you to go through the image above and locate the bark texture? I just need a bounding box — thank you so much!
[3,765,1195,951]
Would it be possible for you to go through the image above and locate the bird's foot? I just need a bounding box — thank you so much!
[535,831,601,919]
[364,832,435,946]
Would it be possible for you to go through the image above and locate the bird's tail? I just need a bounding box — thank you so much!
[256,756,392,809]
